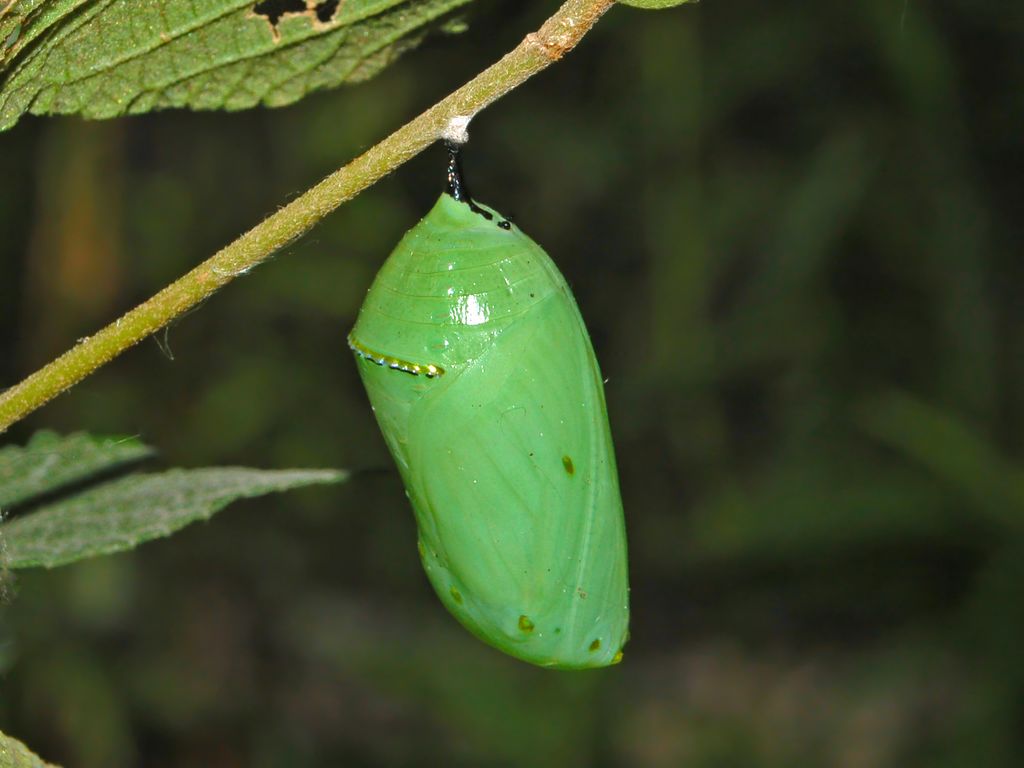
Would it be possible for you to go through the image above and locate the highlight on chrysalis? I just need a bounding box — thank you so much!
[348,143,629,670]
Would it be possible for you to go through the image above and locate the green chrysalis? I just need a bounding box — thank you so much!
[348,146,629,669]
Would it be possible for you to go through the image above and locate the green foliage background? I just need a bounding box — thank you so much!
[1,0,1022,765]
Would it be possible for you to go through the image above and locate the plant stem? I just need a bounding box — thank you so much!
[0,0,616,434]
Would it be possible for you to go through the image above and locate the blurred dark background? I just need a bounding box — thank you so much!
[1,0,1023,765]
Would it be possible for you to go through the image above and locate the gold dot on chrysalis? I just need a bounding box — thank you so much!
[518,615,535,632]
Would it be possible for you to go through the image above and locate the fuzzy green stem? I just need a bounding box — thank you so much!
[0,0,616,434]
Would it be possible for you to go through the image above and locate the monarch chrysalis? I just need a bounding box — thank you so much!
[348,146,629,669]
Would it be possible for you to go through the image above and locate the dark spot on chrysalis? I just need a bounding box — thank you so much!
[589,639,601,652]
[445,141,494,221]
[562,455,575,475]
[498,220,511,230]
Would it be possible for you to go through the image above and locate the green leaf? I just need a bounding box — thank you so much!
[0,729,58,768]
[616,0,693,9]
[0,430,155,509]
[0,0,473,131]
[0,466,347,568]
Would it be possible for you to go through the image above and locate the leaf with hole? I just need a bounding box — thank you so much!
[0,0,474,131]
